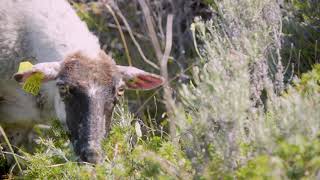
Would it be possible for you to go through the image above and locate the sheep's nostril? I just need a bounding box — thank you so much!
[81,148,102,164]
[13,73,24,82]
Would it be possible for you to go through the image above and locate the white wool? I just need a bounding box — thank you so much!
[88,82,105,98]
[0,0,102,125]
[54,91,67,124]
[0,80,40,123]
[20,0,101,61]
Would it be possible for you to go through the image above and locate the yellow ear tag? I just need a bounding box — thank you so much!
[18,61,33,73]
[18,61,44,96]
[22,73,44,96]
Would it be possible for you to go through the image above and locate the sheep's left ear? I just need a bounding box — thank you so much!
[117,65,164,90]
[13,62,62,83]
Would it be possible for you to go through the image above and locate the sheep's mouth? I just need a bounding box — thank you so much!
[61,89,112,164]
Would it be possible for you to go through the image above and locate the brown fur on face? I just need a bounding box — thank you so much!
[59,51,117,88]
[57,51,120,164]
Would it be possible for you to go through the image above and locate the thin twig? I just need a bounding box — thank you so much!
[137,0,163,61]
[105,23,148,40]
[191,24,205,62]
[137,0,177,141]
[105,4,132,66]
[113,143,119,161]
[103,0,159,69]
[0,126,22,173]
[46,161,94,168]
[9,163,17,175]
[134,60,199,117]
[161,15,174,69]
[160,15,176,142]
[1,151,27,161]
[74,3,148,40]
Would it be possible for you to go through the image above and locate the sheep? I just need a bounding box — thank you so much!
[0,0,163,163]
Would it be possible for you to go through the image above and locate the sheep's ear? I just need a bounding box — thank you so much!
[117,65,164,90]
[14,62,62,83]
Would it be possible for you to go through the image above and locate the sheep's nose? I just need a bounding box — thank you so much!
[80,148,103,164]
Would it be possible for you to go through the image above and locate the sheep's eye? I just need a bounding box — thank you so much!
[56,82,69,95]
[117,87,125,96]
[58,85,69,94]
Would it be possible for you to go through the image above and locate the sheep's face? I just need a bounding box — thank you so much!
[14,51,164,164]
[56,53,119,164]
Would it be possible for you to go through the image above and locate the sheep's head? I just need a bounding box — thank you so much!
[14,51,164,163]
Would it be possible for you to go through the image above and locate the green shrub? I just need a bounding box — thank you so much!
[295,64,320,94]
[3,0,320,179]
[15,101,192,179]
[282,0,320,75]
[176,0,320,178]
[237,136,320,179]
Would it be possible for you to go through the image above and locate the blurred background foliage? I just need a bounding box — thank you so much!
[1,0,320,179]
[282,0,320,77]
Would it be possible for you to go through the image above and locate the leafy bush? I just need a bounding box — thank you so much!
[175,0,320,178]
[295,64,320,94]
[1,0,320,179]
[9,101,192,179]
[237,136,320,179]
[282,0,320,75]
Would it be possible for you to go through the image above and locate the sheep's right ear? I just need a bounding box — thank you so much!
[14,62,62,83]
[117,65,164,90]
